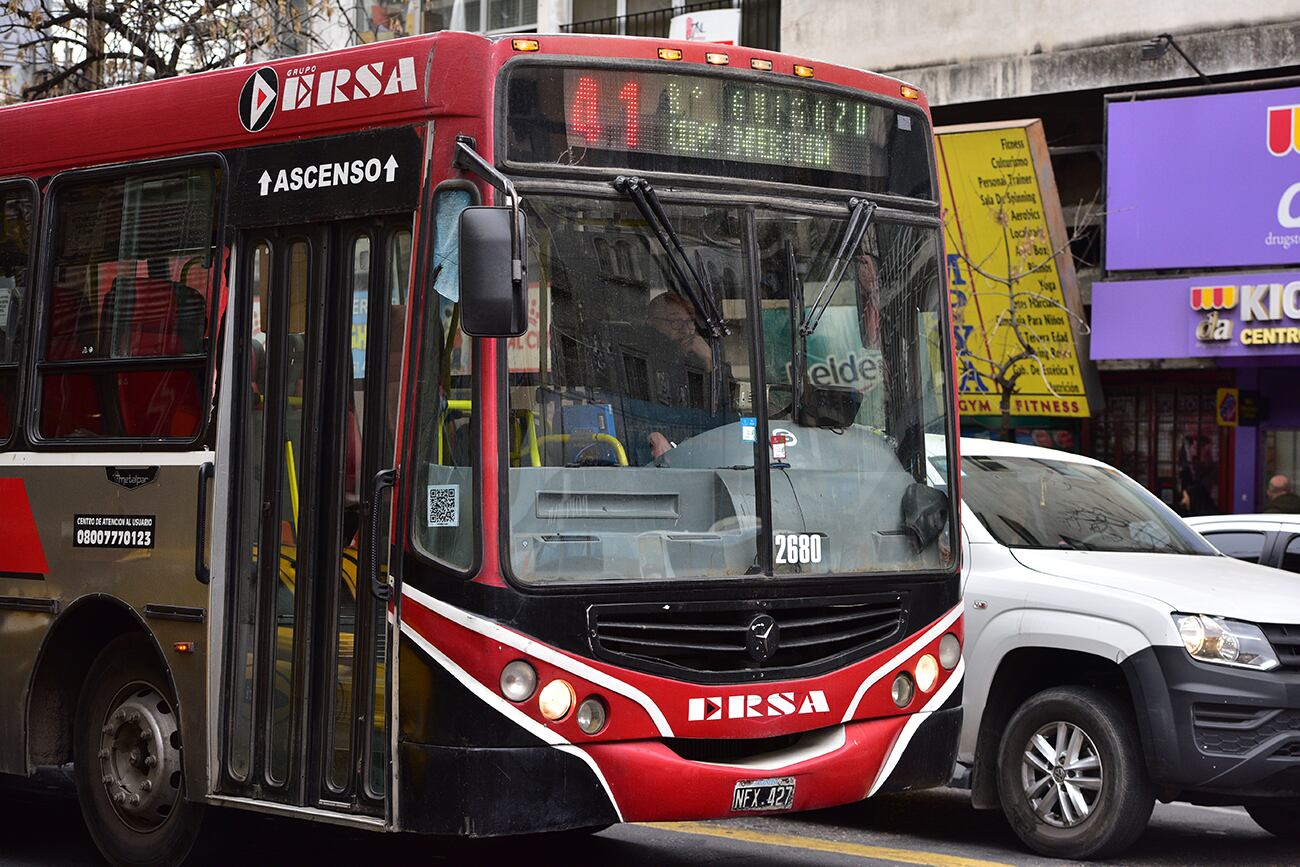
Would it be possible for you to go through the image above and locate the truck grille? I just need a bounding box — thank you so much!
[1261,623,1300,672]
[588,593,905,681]
[1192,704,1300,755]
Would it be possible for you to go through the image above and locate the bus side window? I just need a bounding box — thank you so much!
[0,183,34,447]
[410,184,475,571]
[35,165,220,442]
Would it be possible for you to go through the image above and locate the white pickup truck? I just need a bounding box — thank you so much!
[939,438,1300,859]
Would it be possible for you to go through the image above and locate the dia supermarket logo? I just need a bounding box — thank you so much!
[1268,104,1300,157]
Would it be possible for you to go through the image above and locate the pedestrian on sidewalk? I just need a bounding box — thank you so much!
[1263,474,1300,513]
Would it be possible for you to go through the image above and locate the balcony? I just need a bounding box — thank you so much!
[561,0,779,52]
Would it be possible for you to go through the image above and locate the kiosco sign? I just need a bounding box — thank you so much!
[1092,271,1300,359]
[1106,86,1300,270]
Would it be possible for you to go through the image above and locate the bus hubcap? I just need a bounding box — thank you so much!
[1020,721,1103,828]
[98,683,182,831]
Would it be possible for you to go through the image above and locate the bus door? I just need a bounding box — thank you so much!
[222,216,412,815]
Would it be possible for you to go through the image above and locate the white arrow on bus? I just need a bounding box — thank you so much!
[258,170,272,197]
[384,155,398,182]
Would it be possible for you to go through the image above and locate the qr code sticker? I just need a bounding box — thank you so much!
[426,484,460,528]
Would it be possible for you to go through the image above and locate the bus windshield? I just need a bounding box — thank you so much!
[488,193,953,583]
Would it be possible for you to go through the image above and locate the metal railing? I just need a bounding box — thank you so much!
[561,0,779,52]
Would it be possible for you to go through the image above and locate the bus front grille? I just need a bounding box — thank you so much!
[587,593,905,681]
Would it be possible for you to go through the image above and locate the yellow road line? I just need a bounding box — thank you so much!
[646,821,1014,867]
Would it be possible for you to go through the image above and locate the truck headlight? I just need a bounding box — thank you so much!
[1174,614,1280,671]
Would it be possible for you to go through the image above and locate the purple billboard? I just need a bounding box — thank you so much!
[1092,271,1300,360]
[1106,85,1300,271]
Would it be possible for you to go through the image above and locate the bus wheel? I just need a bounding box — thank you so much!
[995,686,1153,860]
[1246,801,1300,839]
[74,634,206,867]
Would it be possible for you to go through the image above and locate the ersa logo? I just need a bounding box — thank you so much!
[238,68,278,133]
[687,690,830,722]
[238,56,417,133]
[1191,285,1236,342]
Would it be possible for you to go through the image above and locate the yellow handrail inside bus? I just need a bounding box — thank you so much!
[537,433,628,467]
[285,440,300,537]
[437,399,473,464]
[509,409,541,467]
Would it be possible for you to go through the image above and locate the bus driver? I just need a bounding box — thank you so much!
[645,290,718,460]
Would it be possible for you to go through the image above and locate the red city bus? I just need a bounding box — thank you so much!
[0,32,962,866]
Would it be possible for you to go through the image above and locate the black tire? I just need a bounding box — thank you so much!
[74,634,207,867]
[1246,800,1300,839]
[995,686,1154,860]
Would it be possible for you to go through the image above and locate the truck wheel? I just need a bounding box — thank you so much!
[996,686,1153,860]
[1247,801,1300,839]
[74,634,207,867]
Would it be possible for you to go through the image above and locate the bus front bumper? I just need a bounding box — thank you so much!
[397,706,961,835]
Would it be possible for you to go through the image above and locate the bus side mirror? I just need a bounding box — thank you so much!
[459,205,527,337]
[900,483,948,551]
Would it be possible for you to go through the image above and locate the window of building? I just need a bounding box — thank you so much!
[36,164,221,442]
[0,183,34,446]
[414,0,536,35]
[356,1,413,41]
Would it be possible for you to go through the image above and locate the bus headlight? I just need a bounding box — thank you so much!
[915,654,939,693]
[1174,614,1279,670]
[500,660,537,702]
[576,697,608,735]
[938,633,961,670]
[539,679,576,721]
[891,672,915,708]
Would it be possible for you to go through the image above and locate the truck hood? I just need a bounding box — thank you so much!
[1008,549,1300,625]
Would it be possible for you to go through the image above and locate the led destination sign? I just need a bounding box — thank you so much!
[505,66,931,197]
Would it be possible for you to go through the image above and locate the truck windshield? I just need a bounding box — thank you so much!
[497,193,954,583]
[957,455,1216,555]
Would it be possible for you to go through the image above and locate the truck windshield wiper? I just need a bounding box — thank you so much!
[614,176,728,339]
[801,197,878,337]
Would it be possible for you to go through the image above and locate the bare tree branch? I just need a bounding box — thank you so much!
[6,0,363,102]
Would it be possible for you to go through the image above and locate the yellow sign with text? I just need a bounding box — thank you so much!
[936,123,1091,418]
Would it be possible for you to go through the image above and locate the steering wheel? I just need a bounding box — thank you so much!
[569,440,622,467]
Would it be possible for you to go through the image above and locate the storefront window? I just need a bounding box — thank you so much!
[1092,377,1227,513]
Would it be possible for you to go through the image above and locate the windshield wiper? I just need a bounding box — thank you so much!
[785,239,806,417]
[613,176,728,338]
[801,197,878,337]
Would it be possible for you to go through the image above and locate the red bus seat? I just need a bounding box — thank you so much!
[100,273,206,437]
[41,280,104,437]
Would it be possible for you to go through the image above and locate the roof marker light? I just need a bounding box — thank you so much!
[658,47,684,61]
[900,84,921,100]
[705,52,729,66]
[793,64,815,78]
[512,38,540,52]
[750,58,774,71]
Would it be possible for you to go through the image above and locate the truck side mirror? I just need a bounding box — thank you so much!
[458,205,527,337]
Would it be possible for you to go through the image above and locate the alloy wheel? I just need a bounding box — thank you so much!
[1020,720,1103,828]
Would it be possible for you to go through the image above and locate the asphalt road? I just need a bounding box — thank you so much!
[0,776,1290,866]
